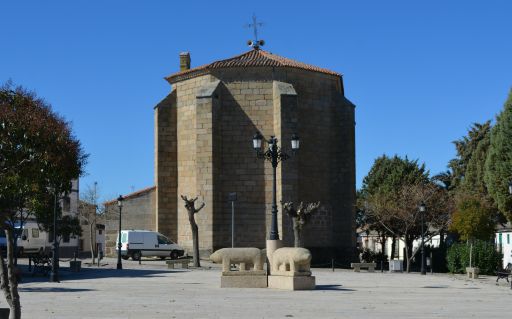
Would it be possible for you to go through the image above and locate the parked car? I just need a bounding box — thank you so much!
[117,230,184,261]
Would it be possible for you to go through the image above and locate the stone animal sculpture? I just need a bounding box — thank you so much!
[271,247,312,275]
[210,248,264,272]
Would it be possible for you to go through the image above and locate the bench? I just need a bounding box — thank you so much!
[496,263,512,283]
[350,262,376,272]
[31,254,51,276]
[466,267,479,279]
[166,259,192,269]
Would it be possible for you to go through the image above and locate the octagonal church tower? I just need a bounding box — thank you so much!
[155,47,356,262]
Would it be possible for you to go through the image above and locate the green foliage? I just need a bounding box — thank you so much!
[446,240,502,275]
[359,155,454,272]
[58,215,82,241]
[449,196,495,241]
[0,82,87,226]
[485,89,512,222]
[449,122,492,193]
[361,155,429,197]
[30,190,82,240]
[359,155,430,236]
[0,81,87,316]
[358,248,388,263]
[461,122,491,197]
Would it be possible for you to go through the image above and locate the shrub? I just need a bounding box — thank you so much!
[446,240,502,275]
[358,248,388,263]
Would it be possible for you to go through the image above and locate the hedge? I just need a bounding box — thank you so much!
[446,240,502,275]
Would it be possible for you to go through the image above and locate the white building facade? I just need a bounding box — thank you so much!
[357,229,442,261]
[495,225,512,268]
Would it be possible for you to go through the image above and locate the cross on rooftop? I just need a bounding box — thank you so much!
[246,14,265,49]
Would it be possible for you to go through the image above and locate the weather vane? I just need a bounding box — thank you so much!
[245,14,265,49]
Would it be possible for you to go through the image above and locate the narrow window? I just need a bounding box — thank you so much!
[63,196,71,212]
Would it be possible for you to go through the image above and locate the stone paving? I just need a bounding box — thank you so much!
[6,257,511,318]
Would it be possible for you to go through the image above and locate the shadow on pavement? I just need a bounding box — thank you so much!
[18,266,182,284]
[315,285,355,291]
[19,287,96,293]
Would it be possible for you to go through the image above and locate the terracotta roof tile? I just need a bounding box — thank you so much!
[166,49,341,83]
[103,186,156,206]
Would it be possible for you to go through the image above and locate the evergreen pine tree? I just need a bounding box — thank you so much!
[484,89,512,221]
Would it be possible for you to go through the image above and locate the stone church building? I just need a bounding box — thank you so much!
[154,46,356,261]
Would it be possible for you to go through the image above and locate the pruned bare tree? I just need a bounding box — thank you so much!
[282,201,321,247]
[180,195,205,267]
[364,181,453,272]
[78,182,104,264]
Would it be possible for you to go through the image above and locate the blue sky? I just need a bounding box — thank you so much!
[1,1,511,202]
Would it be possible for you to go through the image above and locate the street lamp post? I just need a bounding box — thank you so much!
[50,187,78,283]
[419,201,426,275]
[117,195,124,270]
[252,132,300,240]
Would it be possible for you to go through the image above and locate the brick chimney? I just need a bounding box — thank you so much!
[179,52,191,71]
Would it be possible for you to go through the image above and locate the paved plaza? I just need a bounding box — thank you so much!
[8,257,512,319]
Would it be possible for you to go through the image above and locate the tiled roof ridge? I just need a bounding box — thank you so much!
[103,185,156,205]
[165,48,340,83]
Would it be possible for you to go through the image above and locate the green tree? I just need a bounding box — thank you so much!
[450,195,495,241]
[447,120,502,241]
[448,121,492,193]
[485,89,512,221]
[0,83,86,318]
[360,155,453,272]
[460,122,492,197]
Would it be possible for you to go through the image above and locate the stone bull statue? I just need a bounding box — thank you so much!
[271,247,312,275]
[210,248,264,272]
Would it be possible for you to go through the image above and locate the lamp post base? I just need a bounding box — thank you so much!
[49,272,59,283]
[266,239,283,275]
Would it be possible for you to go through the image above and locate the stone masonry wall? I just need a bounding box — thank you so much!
[155,91,178,241]
[104,188,156,256]
[175,75,215,256]
[160,66,356,261]
[215,80,275,249]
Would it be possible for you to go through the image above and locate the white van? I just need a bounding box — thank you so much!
[15,220,78,256]
[16,221,51,255]
[118,230,184,261]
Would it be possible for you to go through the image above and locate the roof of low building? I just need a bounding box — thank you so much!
[165,48,341,83]
[103,186,156,206]
[496,222,512,232]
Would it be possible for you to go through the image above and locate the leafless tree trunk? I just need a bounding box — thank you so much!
[181,195,205,267]
[89,222,96,262]
[78,183,103,264]
[0,228,21,319]
[404,234,413,273]
[391,236,396,259]
[283,202,321,248]
[291,219,302,248]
